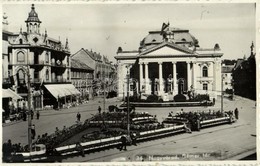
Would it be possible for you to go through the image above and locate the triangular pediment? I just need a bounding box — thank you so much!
[140,42,195,56]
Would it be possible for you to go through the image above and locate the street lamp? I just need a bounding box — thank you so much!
[23,57,32,154]
[126,65,132,136]
[221,74,224,112]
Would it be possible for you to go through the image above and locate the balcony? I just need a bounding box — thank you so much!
[33,78,41,83]
[197,76,213,82]
[52,77,68,83]
[51,61,66,68]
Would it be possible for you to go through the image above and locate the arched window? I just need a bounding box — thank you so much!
[19,39,23,44]
[17,51,25,62]
[17,69,25,84]
[45,52,49,63]
[202,66,208,77]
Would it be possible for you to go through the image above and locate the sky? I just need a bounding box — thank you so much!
[3,2,256,62]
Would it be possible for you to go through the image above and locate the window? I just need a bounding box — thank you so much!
[67,70,70,80]
[17,51,25,62]
[67,56,69,65]
[19,39,23,44]
[203,83,208,90]
[34,72,39,79]
[17,69,25,84]
[45,52,49,63]
[46,70,49,80]
[202,66,208,77]
[33,37,38,43]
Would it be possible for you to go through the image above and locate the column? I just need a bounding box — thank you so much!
[144,62,149,93]
[187,62,191,91]
[213,62,216,91]
[172,62,177,94]
[158,62,163,94]
[193,62,197,90]
[139,63,143,92]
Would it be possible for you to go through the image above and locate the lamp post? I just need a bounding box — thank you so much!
[221,74,224,112]
[103,81,106,112]
[126,66,131,136]
[24,59,32,154]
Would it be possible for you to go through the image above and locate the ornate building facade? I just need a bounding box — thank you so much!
[115,23,223,100]
[3,4,80,110]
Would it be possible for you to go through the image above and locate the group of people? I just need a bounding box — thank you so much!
[171,108,239,122]
[118,132,138,151]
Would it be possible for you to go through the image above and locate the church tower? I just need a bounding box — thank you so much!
[25,4,41,34]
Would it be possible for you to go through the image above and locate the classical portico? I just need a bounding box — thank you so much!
[138,59,202,96]
[115,23,223,100]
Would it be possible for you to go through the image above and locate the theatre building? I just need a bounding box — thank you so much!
[115,23,223,100]
[4,4,80,110]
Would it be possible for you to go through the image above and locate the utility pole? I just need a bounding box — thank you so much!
[221,74,223,112]
[103,81,106,112]
[126,68,130,136]
[27,67,32,153]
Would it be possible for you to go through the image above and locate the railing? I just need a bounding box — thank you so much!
[52,78,68,83]
[51,62,66,68]
[197,76,213,81]
[33,78,40,83]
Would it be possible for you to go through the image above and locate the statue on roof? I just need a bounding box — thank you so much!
[160,22,170,42]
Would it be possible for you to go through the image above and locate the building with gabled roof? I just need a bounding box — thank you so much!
[232,42,256,100]
[71,59,94,100]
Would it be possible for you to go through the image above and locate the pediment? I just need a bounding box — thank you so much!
[140,43,194,57]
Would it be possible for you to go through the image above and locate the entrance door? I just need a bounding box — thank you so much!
[178,78,185,94]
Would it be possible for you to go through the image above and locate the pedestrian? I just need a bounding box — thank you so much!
[130,132,137,146]
[234,108,239,120]
[183,122,192,133]
[31,110,34,120]
[23,111,27,121]
[31,124,36,140]
[77,112,81,122]
[119,135,127,151]
[98,106,101,114]
[3,139,13,162]
[36,110,40,120]
[75,142,85,157]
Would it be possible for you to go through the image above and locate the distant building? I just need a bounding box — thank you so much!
[115,23,223,100]
[3,4,80,110]
[2,13,10,88]
[221,64,234,92]
[72,48,116,95]
[71,59,94,100]
[232,42,256,100]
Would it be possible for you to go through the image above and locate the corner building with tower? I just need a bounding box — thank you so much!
[115,23,223,100]
[3,4,82,110]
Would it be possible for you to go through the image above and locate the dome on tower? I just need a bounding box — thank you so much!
[25,4,41,23]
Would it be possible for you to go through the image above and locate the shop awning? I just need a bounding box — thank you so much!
[44,84,80,99]
[2,88,22,100]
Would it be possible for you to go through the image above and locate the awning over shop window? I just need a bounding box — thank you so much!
[2,88,22,100]
[44,84,80,99]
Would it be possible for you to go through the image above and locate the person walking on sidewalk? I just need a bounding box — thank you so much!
[77,112,81,122]
[36,110,40,120]
[98,106,101,114]
[119,135,127,151]
[234,108,239,120]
